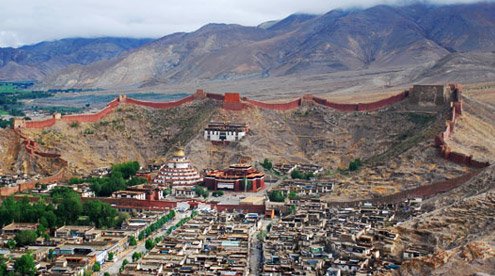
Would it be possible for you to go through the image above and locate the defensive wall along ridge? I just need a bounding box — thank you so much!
[9,85,430,129]
[4,84,490,199]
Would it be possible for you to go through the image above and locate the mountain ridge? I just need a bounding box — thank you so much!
[0,37,153,81]
[2,2,494,90]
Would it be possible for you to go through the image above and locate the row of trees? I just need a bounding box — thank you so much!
[137,210,176,241]
[69,161,146,197]
[165,210,198,236]
[0,187,126,232]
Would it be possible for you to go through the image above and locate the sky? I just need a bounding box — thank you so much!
[0,0,489,48]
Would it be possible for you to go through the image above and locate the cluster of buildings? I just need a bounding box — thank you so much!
[121,211,259,275]
[273,163,324,176]
[0,212,166,275]
[262,199,428,275]
[106,147,267,210]
[0,174,32,186]
[277,179,334,199]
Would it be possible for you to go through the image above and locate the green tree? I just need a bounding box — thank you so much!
[104,273,111,276]
[92,262,101,272]
[14,253,36,276]
[128,236,137,246]
[83,200,118,228]
[257,230,267,242]
[14,230,37,247]
[291,169,304,179]
[145,239,155,251]
[289,205,297,214]
[268,190,286,202]
[6,239,16,249]
[288,191,299,200]
[132,252,141,262]
[108,252,114,261]
[291,169,314,180]
[112,161,140,179]
[193,186,209,198]
[0,255,7,275]
[36,224,47,237]
[261,159,273,170]
[121,259,129,270]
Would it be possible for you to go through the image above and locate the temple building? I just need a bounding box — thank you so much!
[153,147,202,189]
[204,164,265,192]
[204,121,248,143]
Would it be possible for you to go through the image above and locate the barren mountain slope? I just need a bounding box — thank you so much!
[0,129,64,176]
[396,165,495,276]
[45,3,495,89]
[0,37,152,81]
[23,99,217,175]
[388,95,495,275]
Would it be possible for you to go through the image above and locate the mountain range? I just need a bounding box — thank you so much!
[0,37,152,81]
[1,2,494,90]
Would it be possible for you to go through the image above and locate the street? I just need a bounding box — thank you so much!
[100,210,191,275]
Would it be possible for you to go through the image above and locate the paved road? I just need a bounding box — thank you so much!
[100,210,190,275]
[249,219,270,275]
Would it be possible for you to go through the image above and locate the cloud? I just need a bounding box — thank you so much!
[0,0,490,47]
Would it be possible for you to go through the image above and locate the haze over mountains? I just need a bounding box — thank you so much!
[1,2,494,90]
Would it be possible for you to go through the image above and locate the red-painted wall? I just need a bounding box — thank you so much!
[434,92,489,169]
[206,93,225,101]
[125,95,195,109]
[328,171,480,207]
[213,203,266,214]
[25,118,56,128]
[312,91,408,112]
[244,98,302,111]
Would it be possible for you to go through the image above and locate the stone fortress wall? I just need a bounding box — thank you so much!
[4,84,490,199]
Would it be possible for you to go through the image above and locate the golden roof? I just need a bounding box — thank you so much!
[174,146,185,157]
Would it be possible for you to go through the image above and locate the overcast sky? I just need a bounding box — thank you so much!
[0,0,489,48]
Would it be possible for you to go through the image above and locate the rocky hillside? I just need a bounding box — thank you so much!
[17,93,474,201]
[0,37,152,81]
[397,165,495,276]
[45,3,495,89]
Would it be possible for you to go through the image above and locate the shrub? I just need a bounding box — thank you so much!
[212,191,224,197]
[83,128,94,135]
[348,159,362,171]
[69,121,80,128]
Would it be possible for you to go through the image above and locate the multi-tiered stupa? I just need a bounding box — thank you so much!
[153,147,202,189]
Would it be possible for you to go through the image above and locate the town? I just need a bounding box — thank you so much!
[0,84,491,275]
